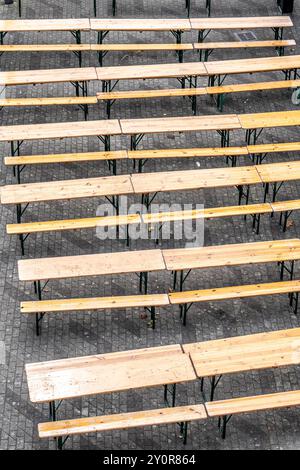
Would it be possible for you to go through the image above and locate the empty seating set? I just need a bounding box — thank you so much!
[1,9,300,451]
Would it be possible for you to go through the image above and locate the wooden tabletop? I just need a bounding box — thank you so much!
[0,67,98,86]
[239,110,300,130]
[184,327,300,379]
[190,16,293,30]
[90,18,192,31]
[120,115,241,135]
[257,161,300,184]
[0,119,121,142]
[25,344,196,403]
[0,174,133,205]
[0,19,91,32]
[205,55,300,77]
[131,166,260,194]
[162,238,300,272]
[18,249,165,282]
[96,62,207,81]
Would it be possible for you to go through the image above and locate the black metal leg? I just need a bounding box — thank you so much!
[112,0,116,16]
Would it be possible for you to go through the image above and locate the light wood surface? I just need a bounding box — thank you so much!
[239,110,300,130]
[207,79,300,95]
[96,62,207,81]
[4,150,128,166]
[25,344,196,403]
[169,280,300,304]
[0,67,98,86]
[0,119,121,142]
[271,199,300,213]
[18,249,165,282]
[38,404,207,439]
[163,239,300,271]
[190,16,293,30]
[205,55,300,76]
[21,293,169,314]
[92,43,194,51]
[248,141,300,154]
[1,174,133,205]
[7,214,142,235]
[256,161,300,183]
[128,146,248,160]
[206,390,300,417]
[0,44,92,52]
[90,18,192,32]
[121,115,241,135]
[183,327,300,354]
[97,87,207,101]
[195,40,296,50]
[131,166,260,194]
[0,19,91,32]
[0,96,97,107]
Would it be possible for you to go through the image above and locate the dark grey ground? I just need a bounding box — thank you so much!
[0,0,300,451]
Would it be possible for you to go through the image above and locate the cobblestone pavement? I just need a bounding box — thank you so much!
[0,0,300,450]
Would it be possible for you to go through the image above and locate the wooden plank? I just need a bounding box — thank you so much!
[256,161,300,184]
[207,79,300,95]
[0,96,98,107]
[18,249,165,281]
[239,110,300,130]
[21,293,170,314]
[96,62,207,81]
[0,119,121,142]
[25,345,196,403]
[248,141,300,154]
[0,44,92,51]
[169,279,300,305]
[0,67,98,86]
[90,18,192,32]
[4,150,128,166]
[271,199,300,213]
[190,16,293,30]
[142,203,272,225]
[0,19,91,32]
[205,55,300,77]
[206,390,300,417]
[195,40,296,50]
[97,87,207,101]
[120,114,241,135]
[92,43,194,51]
[131,166,261,194]
[128,146,249,160]
[1,174,133,205]
[38,404,207,439]
[163,239,300,272]
[183,327,300,354]
[7,214,142,235]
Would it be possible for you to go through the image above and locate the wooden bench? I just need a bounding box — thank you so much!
[37,390,300,448]
[206,390,300,439]
[6,202,272,256]
[21,292,169,335]
[0,96,98,120]
[20,277,300,336]
[38,403,207,449]
[169,279,300,325]
[195,39,296,62]
[207,79,300,112]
